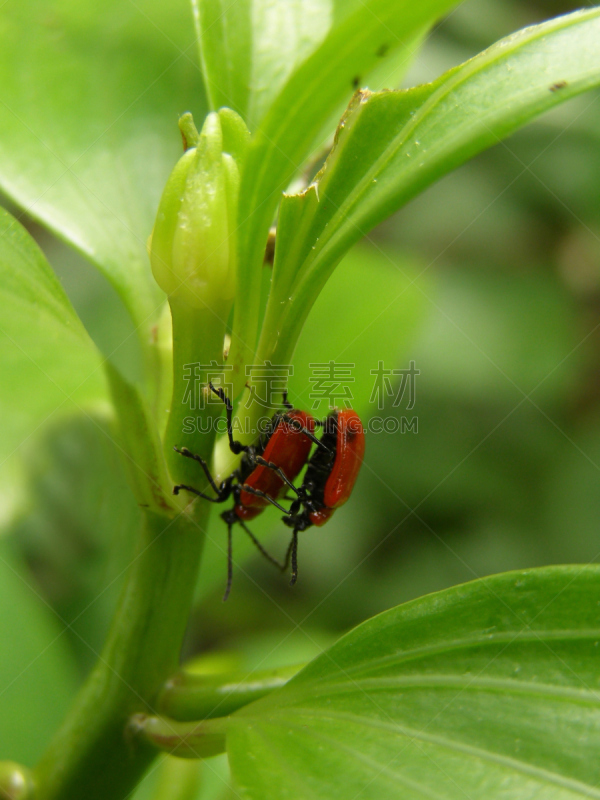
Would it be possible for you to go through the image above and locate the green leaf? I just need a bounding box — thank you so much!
[216,0,462,393]
[0,0,207,339]
[227,565,600,799]
[194,0,325,132]
[10,415,143,669]
[104,362,175,515]
[0,207,106,523]
[257,7,600,366]
[193,0,433,133]
[0,539,78,767]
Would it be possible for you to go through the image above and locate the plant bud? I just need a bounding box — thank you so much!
[150,111,246,311]
[0,762,34,799]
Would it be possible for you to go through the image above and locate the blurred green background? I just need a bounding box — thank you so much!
[2,0,600,795]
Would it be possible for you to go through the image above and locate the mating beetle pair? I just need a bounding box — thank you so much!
[174,384,365,599]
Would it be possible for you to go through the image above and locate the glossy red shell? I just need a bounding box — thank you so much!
[238,410,315,511]
[322,409,365,510]
[309,506,334,527]
[234,504,263,521]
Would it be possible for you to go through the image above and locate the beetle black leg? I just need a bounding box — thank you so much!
[284,497,303,519]
[289,529,299,585]
[239,483,291,515]
[209,382,247,455]
[253,455,301,496]
[282,414,329,451]
[237,518,286,570]
[173,446,224,497]
[281,484,310,510]
[282,390,293,411]
[220,508,288,598]
[281,531,295,571]
[173,483,227,502]
[223,521,234,602]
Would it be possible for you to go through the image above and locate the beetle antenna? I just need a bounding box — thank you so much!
[222,521,234,602]
[289,529,299,585]
[238,519,286,570]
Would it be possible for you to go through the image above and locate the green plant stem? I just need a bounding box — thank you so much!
[147,301,175,433]
[34,300,227,800]
[131,714,228,759]
[33,509,209,800]
[165,297,229,486]
[150,757,201,800]
[158,664,304,721]
[0,761,34,799]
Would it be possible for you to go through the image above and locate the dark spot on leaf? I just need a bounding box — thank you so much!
[352,76,361,89]
[376,43,389,58]
[550,81,568,92]
[181,128,188,150]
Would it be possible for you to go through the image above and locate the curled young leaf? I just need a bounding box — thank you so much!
[255,7,600,370]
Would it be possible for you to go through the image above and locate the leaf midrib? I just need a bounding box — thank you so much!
[242,0,446,229]
[281,673,600,706]
[296,7,600,288]
[247,711,600,797]
[291,627,600,683]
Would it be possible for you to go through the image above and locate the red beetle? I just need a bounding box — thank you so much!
[173,384,323,599]
[282,408,365,583]
[234,407,317,521]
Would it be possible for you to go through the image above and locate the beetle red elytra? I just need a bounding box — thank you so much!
[234,406,317,520]
[282,408,366,585]
[173,383,324,599]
